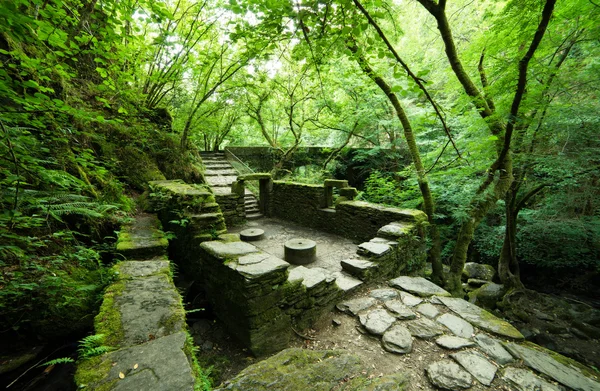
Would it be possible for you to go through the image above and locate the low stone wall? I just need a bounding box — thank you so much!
[270,181,427,242]
[195,240,347,356]
[147,179,227,271]
[216,193,245,226]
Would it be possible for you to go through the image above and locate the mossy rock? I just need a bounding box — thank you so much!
[215,348,407,391]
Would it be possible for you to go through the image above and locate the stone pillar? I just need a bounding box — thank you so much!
[259,177,272,216]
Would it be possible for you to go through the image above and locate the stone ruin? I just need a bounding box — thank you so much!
[145,177,429,355]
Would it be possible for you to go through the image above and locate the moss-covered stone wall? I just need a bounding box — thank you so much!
[270,181,427,242]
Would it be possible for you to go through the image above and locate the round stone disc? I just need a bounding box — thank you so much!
[240,228,265,241]
[284,238,317,265]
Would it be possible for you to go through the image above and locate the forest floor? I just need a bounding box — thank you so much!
[187,218,600,389]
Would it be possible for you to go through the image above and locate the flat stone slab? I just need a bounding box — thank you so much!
[201,241,259,260]
[437,313,474,339]
[384,300,417,320]
[474,333,514,365]
[438,296,524,340]
[370,288,399,301]
[399,291,423,307]
[340,259,377,278]
[501,367,563,391]
[503,342,600,391]
[336,297,377,315]
[406,317,446,339]
[79,332,195,391]
[333,273,363,293]
[359,309,396,336]
[389,276,451,297]
[229,253,289,281]
[451,350,497,386]
[116,214,168,260]
[426,360,473,390]
[416,303,440,319]
[114,274,185,347]
[288,266,333,290]
[435,336,476,350]
[382,325,413,354]
[116,259,169,278]
[357,242,391,257]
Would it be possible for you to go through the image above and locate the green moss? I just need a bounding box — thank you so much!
[522,342,600,380]
[183,333,212,391]
[74,355,116,391]
[478,308,524,340]
[94,278,126,348]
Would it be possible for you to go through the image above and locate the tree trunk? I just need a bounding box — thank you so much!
[349,41,444,284]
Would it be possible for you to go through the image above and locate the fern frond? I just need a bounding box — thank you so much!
[41,357,75,366]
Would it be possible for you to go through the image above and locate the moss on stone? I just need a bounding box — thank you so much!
[74,354,115,391]
[94,277,126,348]
[522,341,600,380]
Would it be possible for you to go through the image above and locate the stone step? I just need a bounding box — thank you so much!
[205,176,238,186]
[357,242,392,258]
[377,222,415,240]
[116,214,168,260]
[204,169,238,176]
[246,212,263,220]
[333,272,363,294]
[341,258,379,280]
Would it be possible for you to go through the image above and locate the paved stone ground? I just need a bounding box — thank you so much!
[281,277,600,391]
[229,217,358,274]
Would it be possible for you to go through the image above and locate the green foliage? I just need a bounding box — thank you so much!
[78,334,111,360]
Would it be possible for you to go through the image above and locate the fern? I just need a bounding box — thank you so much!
[78,334,111,359]
[41,357,75,366]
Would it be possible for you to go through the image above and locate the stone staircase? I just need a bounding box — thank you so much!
[75,213,197,390]
[200,151,263,220]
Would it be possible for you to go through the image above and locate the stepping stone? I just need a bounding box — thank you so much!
[389,276,451,297]
[503,342,600,391]
[435,336,476,350]
[382,325,413,354]
[359,309,396,336]
[399,291,423,307]
[416,303,440,319]
[426,360,473,390]
[369,237,397,246]
[357,242,391,257]
[340,259,378,280]
[240,228,265,241]
[437,313,474,339]
[336,297,377,315]
[333,273,363,293]
[438,296,524,340]
[474,334,514,365]
[451,350,497,386]
[501,367,563,391]
[384,300,417,320]
[406,317,446,339]
[370,288,399,302]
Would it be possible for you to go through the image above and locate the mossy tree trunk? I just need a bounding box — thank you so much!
[417,0,556,296]
[348,41,443,285]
